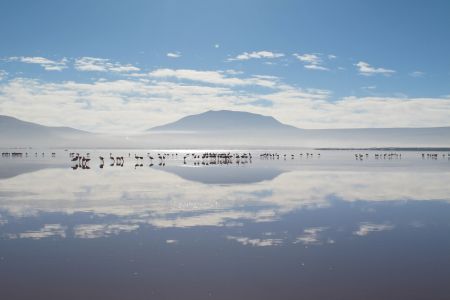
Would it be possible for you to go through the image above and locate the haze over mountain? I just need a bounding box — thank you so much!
[1,112,450,149]
[149,110,299,132]
[0,115,87,137]
[0,115,95,148]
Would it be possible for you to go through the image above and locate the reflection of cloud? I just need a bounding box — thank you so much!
[410,221,425,228]
[148,209,278,228]
[0,166,449,231]
[10,224,66,240]
[295,227,327,245]
[227,235,282,247]
[354,223,394,236]
[74,223,139,239]
[0,213,7,225]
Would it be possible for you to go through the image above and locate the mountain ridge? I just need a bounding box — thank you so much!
[1,112,450,148]
[0,114,93,147]
[0,115,89,134]
[148,110,300,132]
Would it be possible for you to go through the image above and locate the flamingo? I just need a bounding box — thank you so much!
[99,156,104,168]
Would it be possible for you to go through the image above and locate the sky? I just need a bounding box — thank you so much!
[0,0,449,133]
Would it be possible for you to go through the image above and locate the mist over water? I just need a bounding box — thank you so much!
[1,149,450,299]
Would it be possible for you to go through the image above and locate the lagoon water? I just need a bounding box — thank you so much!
[1,149,450,299]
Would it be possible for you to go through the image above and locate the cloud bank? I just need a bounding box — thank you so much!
[0,55,448,133]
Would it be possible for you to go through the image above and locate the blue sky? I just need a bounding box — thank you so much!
[0,0,449,133]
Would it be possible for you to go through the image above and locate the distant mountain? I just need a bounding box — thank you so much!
[0,115,88,136]
[148,110,299,132]
[1,113,449,148]
[0,115,91,147]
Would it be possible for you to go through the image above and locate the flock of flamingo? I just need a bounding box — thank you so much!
[1,150,449,170]
[354,152,450,160]
[1,152,56,158]
[70,152,256,169]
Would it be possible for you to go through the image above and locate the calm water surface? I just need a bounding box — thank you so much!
[1,149,450,299]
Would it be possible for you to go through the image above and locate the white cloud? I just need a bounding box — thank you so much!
[0,65,449,133]
[167,52,181,58]
[228,51,284,61]
[0,70,7,81]
[74,57,140,73]
[293,53,321,64]
[8,56,68,71]
[410,71,425,77]
[293,53,329,71]
[355,61,395,76]
[361,85,376,90]
[148,68,277,88]
[304,64,329,71]
[354,223,394,236]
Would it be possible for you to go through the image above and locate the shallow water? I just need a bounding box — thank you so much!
[1,149,450,299]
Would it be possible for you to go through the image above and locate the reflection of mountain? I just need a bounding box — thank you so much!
[156,165,285,184]
[0,162,66,180]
